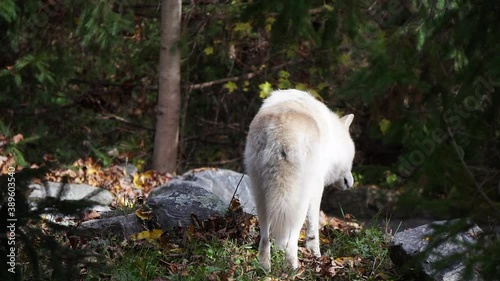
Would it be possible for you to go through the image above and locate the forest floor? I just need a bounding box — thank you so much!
[2,154,403,280]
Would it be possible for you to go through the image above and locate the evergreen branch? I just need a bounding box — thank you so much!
[446,126,500,215]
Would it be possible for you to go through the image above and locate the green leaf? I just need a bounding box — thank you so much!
[223,81,238,93]
[278,70,291,89]
[379,119,391,135]
[386,172,398,186]
[259,82,273,99]
[279,70,290,79]
[295,83,308,90]
[14,74,22,86]
[6,146,28,167]
[0,0,17,23]
[233,22,252,33]
[14,55,35,70]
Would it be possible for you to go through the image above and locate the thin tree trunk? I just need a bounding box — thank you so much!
[153,0,181,174]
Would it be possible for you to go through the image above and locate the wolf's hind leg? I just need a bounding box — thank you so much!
[284,220,303,269]
[258,216,271,271]
[306,187,323,257]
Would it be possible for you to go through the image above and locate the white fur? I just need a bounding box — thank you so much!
[244,89,355,270]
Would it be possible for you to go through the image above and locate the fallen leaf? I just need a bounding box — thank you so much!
[83,210,101,221]
[131,229,163,241]
[135,206,152,220]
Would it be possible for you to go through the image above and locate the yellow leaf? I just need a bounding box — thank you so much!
[376,272,391,280]
[135,206,152,220]
[131,229,163,241]
[142,170,155,177]
[233,22,252,33]
[323,4,334,12]
[320,235,331,244]
[379,118,391,135]
[86,166,98,175]
[133,174,142,188]
[317,82,328,91]
[133,170,155,189]
[334,256,355,264]
[204,46,214,55]
[243,80,250,92]
[265,17,275,32]
[339,53,351,66]
[299,229,306,240]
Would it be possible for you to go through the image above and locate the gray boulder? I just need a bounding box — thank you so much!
[150,168,256,215]
[322,185,398,219]
[147,179,227,231]
[79,179,228,238]
[389,220,483,281]
[79,168,256,239]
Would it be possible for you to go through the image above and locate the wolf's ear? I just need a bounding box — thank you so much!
[340,114,354,129]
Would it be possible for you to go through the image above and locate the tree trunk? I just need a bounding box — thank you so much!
[153,0,181,174]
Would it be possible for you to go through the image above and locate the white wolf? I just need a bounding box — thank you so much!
[244,89,355,270]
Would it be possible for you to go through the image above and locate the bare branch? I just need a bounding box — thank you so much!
[186,60,303,91]
[68,60,304,93]
[97,114,154,131]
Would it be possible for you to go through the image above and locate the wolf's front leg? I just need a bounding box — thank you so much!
[306,194,322,257]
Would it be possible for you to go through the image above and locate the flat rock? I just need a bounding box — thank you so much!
[79,213,144,239]
[389,219,483,281]
[29,182,114,207]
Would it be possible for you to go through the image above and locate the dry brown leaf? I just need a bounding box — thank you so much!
[12,133,23,144]
[83,210,101,221]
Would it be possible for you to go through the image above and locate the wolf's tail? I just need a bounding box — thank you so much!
[269,182,306,249]
[255,153,312,249]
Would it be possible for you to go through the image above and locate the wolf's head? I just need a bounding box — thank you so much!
[337,171,354,190]
[335,114,355,190]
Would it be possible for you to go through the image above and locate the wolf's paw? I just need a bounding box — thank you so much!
[306,239,321,257]
[259,253,271,271]
[285,252,299,269]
